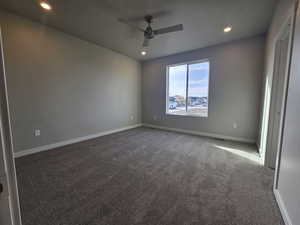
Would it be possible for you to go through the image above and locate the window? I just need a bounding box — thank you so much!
[166,60,210,117]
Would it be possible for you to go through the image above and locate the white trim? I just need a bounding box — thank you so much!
[14,123,255,158]
[165,59,210,118]
[142,123,256,144]
[165,112,207,118]
[267,16,294,170]
[274,189,293,225]
[14,124,142,158]
[262,4,296,168]
[167,58,210,68]
[273,5,297,225]
[0,28,22,225]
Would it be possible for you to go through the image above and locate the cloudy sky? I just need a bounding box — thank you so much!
[168,62,209,98]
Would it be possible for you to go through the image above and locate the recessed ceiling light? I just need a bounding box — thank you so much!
[40,1,52,10]
[141,50,147,56]
[224,26,232,33]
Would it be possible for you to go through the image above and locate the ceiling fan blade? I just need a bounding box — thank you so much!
[118,18,145,32]
[143,38,149,47]
[153,24,183,35]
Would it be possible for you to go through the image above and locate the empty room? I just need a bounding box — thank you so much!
[0,0,299,225]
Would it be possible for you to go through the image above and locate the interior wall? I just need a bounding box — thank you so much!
[142,35,265,142]
[258,0,295,168]
[0,10,141,153]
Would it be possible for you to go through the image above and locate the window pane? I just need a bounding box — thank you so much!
[187,62,209,117]
[168,65,187,115]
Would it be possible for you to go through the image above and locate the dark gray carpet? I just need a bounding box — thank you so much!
[16,127,284,225]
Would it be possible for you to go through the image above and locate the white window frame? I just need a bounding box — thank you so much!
[166,59,210,117]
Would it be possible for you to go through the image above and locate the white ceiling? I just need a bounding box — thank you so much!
[0,0,277,61]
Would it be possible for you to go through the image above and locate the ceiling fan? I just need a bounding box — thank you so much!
[118,15,184,48]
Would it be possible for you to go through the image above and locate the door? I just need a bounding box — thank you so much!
[266,22,292,168]
[0,28,22,225]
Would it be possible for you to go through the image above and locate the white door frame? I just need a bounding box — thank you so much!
[265,18,294,169]
[273,3,298,192]
[273,2,299,225]
[0,27,22,225]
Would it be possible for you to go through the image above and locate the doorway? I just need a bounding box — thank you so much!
[266,20,293,168]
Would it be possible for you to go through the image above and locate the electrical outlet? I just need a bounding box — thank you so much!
[233,123,238,129]
[130,115,134,121]
[34,129,41,136]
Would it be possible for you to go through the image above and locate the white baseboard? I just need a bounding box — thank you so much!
[142,123,256,144]
[274,189,292,225]
[14,123,255,158]
[14,124,142,158]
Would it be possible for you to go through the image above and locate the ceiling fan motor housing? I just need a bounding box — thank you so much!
[144,26,154,39]
[144,15,154,39]
[145,15,153,24]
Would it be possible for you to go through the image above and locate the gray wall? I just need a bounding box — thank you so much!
[258,0,295,168]
[0,10,141,153]
[276,1,300,223]
[142,36,265,142]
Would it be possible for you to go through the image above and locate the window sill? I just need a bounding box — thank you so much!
[165,113,208,118]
